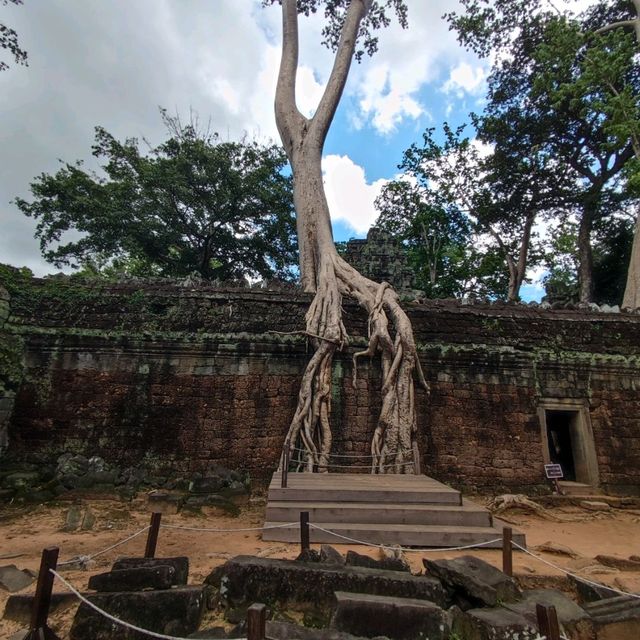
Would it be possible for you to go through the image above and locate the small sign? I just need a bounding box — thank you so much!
[544,463,563,479]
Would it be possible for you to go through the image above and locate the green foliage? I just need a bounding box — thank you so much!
[449,0,640,303]
[0,0,27,71]
[593,213,634,304]
[261,0,408,61]
[375,123,516,299]
[542,220,579,303]
[375,181,475,298]
[16,111,298,282]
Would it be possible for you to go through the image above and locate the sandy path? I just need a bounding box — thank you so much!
[1,497,639,638]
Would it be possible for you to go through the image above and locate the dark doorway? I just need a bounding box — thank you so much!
[545,410,576,481]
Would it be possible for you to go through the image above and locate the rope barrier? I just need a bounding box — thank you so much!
[299,460,416,470]
[58,526,150,567]
[511,541,640,601]
[50,569,243,640]
[160,521,297,533]
[289,446,413,460]
[309,523,502,553]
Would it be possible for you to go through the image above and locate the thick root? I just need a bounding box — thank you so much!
[285,252,427,475]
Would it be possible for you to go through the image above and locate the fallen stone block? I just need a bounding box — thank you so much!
[0,565,35,592]
[111,556,188,585]
[206,556,448,609]
[70,586,205,640]
[320,545,345,566]
[451,605,539,640]
[147,491,184,515]
[88,565,176,592]
[584,594,640,640]
[580,500,611,511]
[503,588,592,639]
[267,620,369,640]
[189,477,225,493]
[296,549,321,563]
[423,555,520,607]
[4,592,80,624]
[331,591,449,640]
[346,550,409,573]
[188,627,228,639]
[379,545,410,573]
[570,575,619,604]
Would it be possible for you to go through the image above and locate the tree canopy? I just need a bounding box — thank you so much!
[1,0,27,71]
[444,0,640,305]
[16,113,298,282]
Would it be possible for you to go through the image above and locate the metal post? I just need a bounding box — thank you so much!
[502,527,513,577]
[247,603,267,640]
[25,547,61,640]
[281,438,290,489]
[536,603,561,640]
[300,511,310,553]
[412,440,421,475]
[144,512,162,558]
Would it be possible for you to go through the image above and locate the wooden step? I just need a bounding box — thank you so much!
[269,473,461,505]
[266,500,492,527]
[557,481,603,496]
[263,471,526,550]
[262,521,525,549]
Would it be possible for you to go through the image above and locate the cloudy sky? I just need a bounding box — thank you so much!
[0,0,592,297]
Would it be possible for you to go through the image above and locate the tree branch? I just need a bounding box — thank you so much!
[275,0,307,155]
[309,0,369,148]
[593,19,637,36]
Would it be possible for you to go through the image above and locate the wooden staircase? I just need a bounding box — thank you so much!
[263,472,526,549]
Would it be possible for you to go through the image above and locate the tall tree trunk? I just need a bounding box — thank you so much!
[275,0,426,473]
[623,210,640,308]
[509,209,536,301]
[577,204,594,304]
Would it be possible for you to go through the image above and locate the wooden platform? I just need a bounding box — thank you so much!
[263,472,526,549]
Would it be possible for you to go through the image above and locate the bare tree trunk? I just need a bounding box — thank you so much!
[623,209,640,309]
[275,0,427,474]
[577,207,594,303]
[510,210,536,301]
[596,2,640,309]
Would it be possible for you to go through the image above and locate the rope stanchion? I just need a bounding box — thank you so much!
[281,438,290,489]
[511,540,640,600]
[247,603,267,640]
[300,512,310,553]
[536,603,561,640]
[24,547,61,640]
[145,512,162,558]
[309,523,502,553]
[502,527,513,577]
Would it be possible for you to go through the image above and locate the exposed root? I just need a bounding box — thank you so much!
[285,252,427,474]
[487,494,594,523]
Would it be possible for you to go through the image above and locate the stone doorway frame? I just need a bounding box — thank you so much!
[537,398,599,487]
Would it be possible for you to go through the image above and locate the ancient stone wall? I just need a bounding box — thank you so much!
[2,266,640,493]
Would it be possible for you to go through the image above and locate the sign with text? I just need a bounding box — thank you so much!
[544,463,564,479]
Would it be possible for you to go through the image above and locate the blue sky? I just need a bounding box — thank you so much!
[0,0,591,299]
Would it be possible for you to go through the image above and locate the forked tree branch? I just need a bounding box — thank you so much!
[310,0,370,147]
[275,0,307,155]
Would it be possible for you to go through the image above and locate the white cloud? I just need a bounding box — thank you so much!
[296,67,326,118]
[322,155,388,234]
[344,1,489,135]
[441,62,487,97]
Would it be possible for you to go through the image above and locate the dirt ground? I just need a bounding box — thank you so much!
[1,494,640,639]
